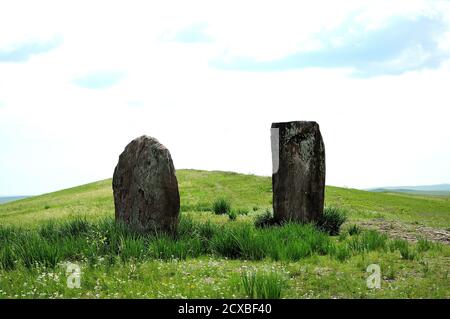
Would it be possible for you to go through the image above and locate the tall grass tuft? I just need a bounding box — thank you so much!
[240,270,287,299]
[60,217,91,237]
[332,244,352,261]
[399,246,417,260]
[316,206,347,235]
[210,222,332,261]
[39,217,91,241]
[210,225,251,258]
[15,233,62,268]
[149,236,204,260]
[417,238,440,252]
[118,236,146,261]
[236,208,249,216]
[228,210,237,221]
[212,198,232,215]
[254,209,276,228]
[196,220,219,241]
[0,245,16,270]
[390,238,417,260]
[347,224,361,236]
[347,230,387,253]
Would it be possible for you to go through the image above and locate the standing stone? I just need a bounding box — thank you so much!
[112,135,180,233]
[271,121,325,223]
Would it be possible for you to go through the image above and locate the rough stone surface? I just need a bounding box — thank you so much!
[112,135,180,233]
[271,121,325,223]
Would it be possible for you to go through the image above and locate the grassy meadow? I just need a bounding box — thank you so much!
[0,169,449,299]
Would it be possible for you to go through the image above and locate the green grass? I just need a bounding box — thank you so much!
[1,169,449,228]
[228,210,237,221]
[0,169,449,299]
[316,206,348,235]
[237,270,288,299]
[254,209,276,228]
[325,185,450,228]
[212,198,232,215]
[0,216,352,269]
[347,224,362,236]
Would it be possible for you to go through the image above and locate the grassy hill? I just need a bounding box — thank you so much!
[0,169,449,299]
[1,169,449,228]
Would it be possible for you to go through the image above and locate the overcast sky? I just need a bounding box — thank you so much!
[1,0,450,196]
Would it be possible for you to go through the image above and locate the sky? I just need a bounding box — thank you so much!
[1,0,450,196]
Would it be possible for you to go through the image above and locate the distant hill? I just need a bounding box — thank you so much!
[368,184,450,196]
[0,196,28,204]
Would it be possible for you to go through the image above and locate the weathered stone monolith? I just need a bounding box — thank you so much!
[112,135,180,233]
[271,121,325,223]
